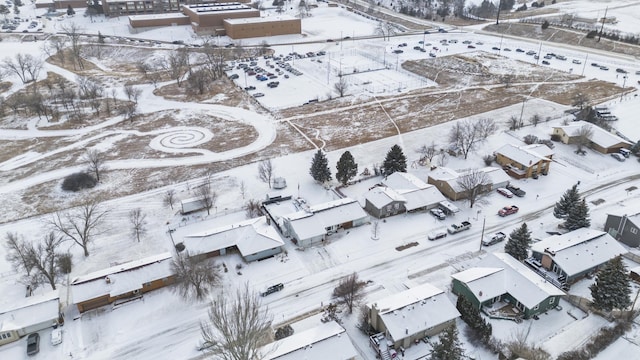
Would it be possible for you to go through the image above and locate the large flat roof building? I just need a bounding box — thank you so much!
[224,15,301,39]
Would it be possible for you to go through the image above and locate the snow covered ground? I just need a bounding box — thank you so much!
[1,0,640,359]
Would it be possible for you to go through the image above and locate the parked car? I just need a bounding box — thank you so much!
[619,148,631,158]
[429,208,446,220]
[515,48,525,52]
[526,50,536,55]
[51,328,62,346]
[467,45,476,49]
[600,66,609,71]
[427,229,448,240]
[448,221,472,234]
[261,283,284,297]
[506,184,526,197]
[542,60,550,65]
[462,40,472,44]
[244,86,256,91]
[498,205,519,217]
[572,59,582,64]
[496,188,514,198]
[392,49,403,54]
[611,153,626,162]
[492,47,500,51]
[482,232,506,246]
[27,333,40,355]
[616,68,627,73]
[253,93,265,98]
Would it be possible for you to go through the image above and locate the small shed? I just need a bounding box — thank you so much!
[181,197,206,214]
[273,177,287,189]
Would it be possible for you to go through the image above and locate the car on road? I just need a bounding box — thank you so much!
[498,205,519,217]
[462,40,472,44]
[448,221,472,234]
[492,47,500,51]
[428,229,448,240]
[253,93,265,98]
[244,86,256,91]
[526,50,536,55]
[611,153,626,162]
[482,232,506,246]
[430,208,446,220]
[591,62,599,67]
[27,333,39,355]
[543,55,553,59]
[467,45,476,49]
[572,59,582,64]
[615,68,627,73]
[542,60,550,65]
[261,283,284,296]
[599,66,609,71]
[497,188,514,198]
[516,48,525,52]
[51,328,62,346]
[393,49,403,54]
[506,184,526,197]
[475,41,484,45]
[429,53,436,57]
[503,48,511,51]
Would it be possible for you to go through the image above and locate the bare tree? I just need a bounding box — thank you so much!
[507,115,523,131]
[48,200,108,257]
[334,76,349,97]
[332,272,367,314]
[129,208,147,242]
[575,124,593,152]
[456,169,491,208]
[257,160,274,189]
[239,180,247,200]
[201,43,227,81]
[529,114,542,127]
[163,189,176,210]
[60,23,85,70]
[436,151,449,167]
[245,199,262,218]
[196,184,217,216]
[200,283,273,360]
[417,142,438,164]
[572,92,589,110]
[371,220,380,240]
[171,251,220,301]
[123,84,143,104]
[375,22,397,41]
[448,118,496,159]
[27,232,65,290]
[82,149,106,182]
[2,53,43,84]
[164,48,190,87]
[4,232,35,282]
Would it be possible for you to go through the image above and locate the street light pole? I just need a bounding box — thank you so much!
[620,75,628,100]
[479,217,486,252]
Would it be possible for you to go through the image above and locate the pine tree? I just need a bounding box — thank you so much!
[430,324,465,360]
[590,256,632,312]
[309,149,331,184]
[335,151,358,186]
[382,144,407,176]
[504,223,531,261]
[563,198,590,231]
[456,296,492,342]
[553,184,580,219]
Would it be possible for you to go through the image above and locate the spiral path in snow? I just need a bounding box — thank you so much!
[149,127,213,152]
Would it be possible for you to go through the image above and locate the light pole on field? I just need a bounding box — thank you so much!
[620,75,628,100]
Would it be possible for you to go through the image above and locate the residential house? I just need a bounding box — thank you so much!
[364,172,446,218]
[367,283,460,349]
[451,253,565,320]
[427,167,510,201]
[281,198,369,247]
[494,144,554,179]
[0,291,61,346]
[71,252,175,313]
[182,216,284,262]
[530,228,628,284]
[605,213,640,247]
[260,321,358,360]
[630,266,640,283]
[552,121,631,154]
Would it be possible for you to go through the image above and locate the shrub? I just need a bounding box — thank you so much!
[61,172,97,192]
[523,134,539,145]
[551,134,562,142]
[483,154,495,166]
[586,30,598,38]
[541,20,550,29]
[274,325,294,340]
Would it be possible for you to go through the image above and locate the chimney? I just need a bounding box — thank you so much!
[405,328,409,335]
[266,217,271,225]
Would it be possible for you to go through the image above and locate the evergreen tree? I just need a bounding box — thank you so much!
[456,296,492,342]
[430,324,465,360]
[553,183,580,219]
[504,222,531,261]
[309,149,331,184]
[563,198,590,231]
[589,256,632,312]
[382,144,407,176]
[67,5,75,15]
[335,151,358,186]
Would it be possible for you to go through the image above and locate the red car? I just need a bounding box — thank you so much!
[498,205,519,217]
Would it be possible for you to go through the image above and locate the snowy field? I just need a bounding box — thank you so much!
[1,0,640,359]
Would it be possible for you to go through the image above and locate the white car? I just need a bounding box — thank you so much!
[51,328,62,346]
[427,229,448,241]
[611,153,626,162]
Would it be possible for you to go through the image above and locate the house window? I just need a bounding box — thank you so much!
[394,203,400,210]
[631,227,638,234]
[533,305,539,311]
[549,297,556,304]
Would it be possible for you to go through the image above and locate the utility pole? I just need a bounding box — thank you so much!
[479,217,486,252]
[495,0,502,25]
[598,6,608,42]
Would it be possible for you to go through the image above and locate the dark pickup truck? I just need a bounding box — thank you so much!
[261,283,284,297]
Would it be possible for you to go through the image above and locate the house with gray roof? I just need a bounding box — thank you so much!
[552,121,631,154]
[605,212,640,248]
[427,166,510,201]
[452,253,565,320]
[530,228,628,284]
[0,291,61,346]
[494,143,554,179]
[367,283,460,349]
[363,172,446,218]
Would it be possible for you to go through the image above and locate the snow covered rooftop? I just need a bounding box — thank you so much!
[224,15,298,25]
[261,321,357,360]
[129,13,189,21]
[0,291,59,332]
[453,253,565,309]
[531,228,627,277]
[71,253,173,303]
[372,172,446,211]
[428,166,509,192]
[554,121,631,148]
[285,198,368,240]
[495,144,552,167]
[364,186,406,208]
[368,283,460,342]
[382,172,429,191]
[182,216,284,257]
